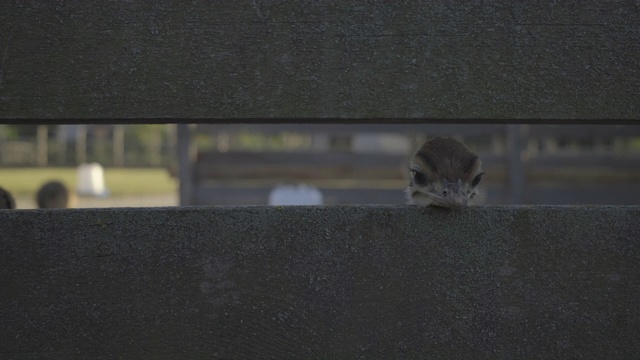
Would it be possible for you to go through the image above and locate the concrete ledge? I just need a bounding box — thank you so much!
[1,206,638,358]
[2,2,639,121]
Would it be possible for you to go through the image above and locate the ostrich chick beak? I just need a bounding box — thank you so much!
[430,179,468,209]
[442,179,467,208]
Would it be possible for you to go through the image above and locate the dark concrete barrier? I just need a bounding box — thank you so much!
[1,1,639,121]
[0,206,638,358]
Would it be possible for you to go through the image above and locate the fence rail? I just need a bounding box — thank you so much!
[1,2,639,122]
[1,206,638,358]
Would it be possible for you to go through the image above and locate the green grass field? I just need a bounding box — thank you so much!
[0,167,177,196]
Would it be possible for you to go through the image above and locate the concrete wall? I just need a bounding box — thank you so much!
[2,1,639,121]
[1,206,638,358]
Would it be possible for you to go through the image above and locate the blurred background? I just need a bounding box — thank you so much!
[0,124,638,208]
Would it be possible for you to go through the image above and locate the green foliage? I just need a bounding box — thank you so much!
[0,125,21,140]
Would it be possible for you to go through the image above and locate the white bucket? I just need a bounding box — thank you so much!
[76,163,109,196]
[268,184,323,206]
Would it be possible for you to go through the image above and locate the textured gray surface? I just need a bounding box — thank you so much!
[0,205,638,358]
[1,1,639,121]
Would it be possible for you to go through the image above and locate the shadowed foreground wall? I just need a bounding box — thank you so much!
[1,1,638,121]
[0,206,638,358]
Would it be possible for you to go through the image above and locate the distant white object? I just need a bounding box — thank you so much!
[268,184,323,205]
[77,163,109,197]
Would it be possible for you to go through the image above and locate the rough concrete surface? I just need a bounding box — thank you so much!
[0,205,638,358]
[1,1,638,121]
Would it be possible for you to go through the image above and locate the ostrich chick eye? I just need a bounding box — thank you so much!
[471,172,485,187]
[411,170,427,185]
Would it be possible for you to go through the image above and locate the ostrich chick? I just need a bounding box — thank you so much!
[406,137,485,209]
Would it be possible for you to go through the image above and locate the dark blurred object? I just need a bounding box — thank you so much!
[36,181,74,209]
[0,187,16,209]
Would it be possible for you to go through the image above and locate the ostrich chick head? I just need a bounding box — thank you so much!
[406,137,484,209]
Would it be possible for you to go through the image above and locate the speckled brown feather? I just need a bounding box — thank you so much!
[413,137,481,183]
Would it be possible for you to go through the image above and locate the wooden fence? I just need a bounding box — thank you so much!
[0,125,175,167]
[1,206,639,358]
[1,1,639,358]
